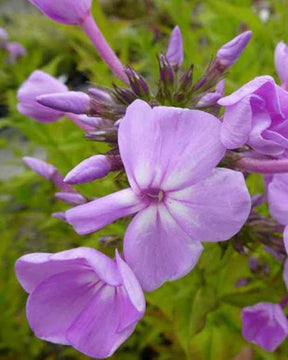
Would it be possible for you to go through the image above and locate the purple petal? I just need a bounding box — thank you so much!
[219,77,279,149]
[166,168,251,242]
[119,100,225,193]
[15,247,122,293]
[275,41,288,88]
[267,174,288,225]
[66,188,146,235]
[218,76,275,106]
[27,270,98,345]
[17,70,67,122]
[29,0,92,25]
[242,302,288,352]
[216,31,252,68]
[37,91,90,115]
[66,285,136,358]
[124,204,203,292]
[115,251,145,313]
[166,26,183,67]
[64,155,111,184]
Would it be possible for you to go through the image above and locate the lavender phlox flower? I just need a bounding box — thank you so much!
[37,91,91,115]
[66,99,251,291]
[17,71,68,122]
[166,25,183,68]
[15,247,145,358]
[275,41,288,90]
[219,76,288,156]
[242,302,288,351]
[216,31,252,69]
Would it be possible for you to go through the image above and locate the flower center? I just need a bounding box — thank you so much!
[145,188,165,202]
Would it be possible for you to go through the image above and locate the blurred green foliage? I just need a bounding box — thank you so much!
[1,0,288,359]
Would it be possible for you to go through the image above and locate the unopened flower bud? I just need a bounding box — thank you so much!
[64,155,112,184]
[242,302,288,351]
[89,88,114,104]
[125,66,150,99]
[275,41,288,89]
[23,156,56,180]
[37,91,91,115]
[166,25,183,68]
[23,156,73,192]
[216,31,252,68]
[158,54,174,86]
[29,0,92,25]
[55,192,87,205]
[196,79,225,107]
[17,70,68,122]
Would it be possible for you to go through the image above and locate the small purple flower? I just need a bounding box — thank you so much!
[166,25,183,68]
[64,155,112,184]
[66,100,251,291]
[15,247,145,358]
[6,42,26,63]
[37,91,91,115]
[219,76,288,155]
[29,0,92,25]
[275,42,288,89]
[216,31,252,68]
[242,302,288,351]
[17,71,68,122]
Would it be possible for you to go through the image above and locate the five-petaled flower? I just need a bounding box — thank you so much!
[66,99,251,291]
[15,247,145,359]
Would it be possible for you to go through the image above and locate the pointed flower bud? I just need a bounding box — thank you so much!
[88,88,114,104]
[23,157,73,192]
[23,156,55,180]
[17,70,68,122]
[216,31,252,68]
[196,79,225,107]
[37,91,91,115]
[166,25,183,68]
[125,66,150,99]
[159,54,174,86]
[242,302,288,352]
[64,155,112,184]
[55,192,87,205]
[275,41,288,89]
[29,0,92,25]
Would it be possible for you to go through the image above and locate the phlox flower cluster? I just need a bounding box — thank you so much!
[13,0,288,357]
